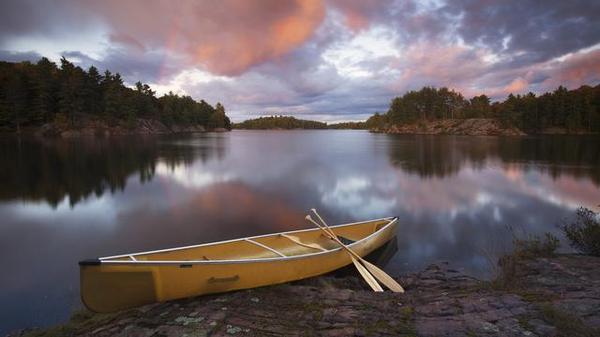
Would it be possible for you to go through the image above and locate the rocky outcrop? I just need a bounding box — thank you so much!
[11,255,599,337]
[32,118,210,138]
[373,118,526,136]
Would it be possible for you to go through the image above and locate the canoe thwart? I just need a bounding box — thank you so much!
[244,238,287,257]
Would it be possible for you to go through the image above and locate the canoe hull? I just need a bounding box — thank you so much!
[80,218,397,313]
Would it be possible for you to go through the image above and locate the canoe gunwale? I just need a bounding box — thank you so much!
[94,217,398,266]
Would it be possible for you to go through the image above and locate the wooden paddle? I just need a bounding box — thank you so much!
[309,210,405,293]
[305,214,382,291]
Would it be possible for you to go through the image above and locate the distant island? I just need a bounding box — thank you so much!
[366,85,600,136]
[233,85,599,135]
[328,121,367,129]
[233,116,328,129]
[233,116,366,130]
[0,58,231,137]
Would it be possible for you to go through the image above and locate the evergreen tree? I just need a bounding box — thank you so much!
[209,102,231,129]
[58,57,86,125]
[0,57,232,131]
[85,65,102,115]
[31,57,58,124]
[4,66,28,132]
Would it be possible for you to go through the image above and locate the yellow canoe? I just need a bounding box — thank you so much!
[79,217,398,312]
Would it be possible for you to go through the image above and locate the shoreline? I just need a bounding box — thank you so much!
[370,118,599,137]
[1,118,230,138]
[11,254,599,337]
[5,118,597,137]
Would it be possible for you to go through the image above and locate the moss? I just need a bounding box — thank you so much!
[539,303,598,337]
[466,330,478,337]
[22,325,75,337]
[516,290,558,303]
[399,306,413,320]
[22,309,124,337]
[302,303,324,321]
[364,319,416,336]
[517,315,534,332]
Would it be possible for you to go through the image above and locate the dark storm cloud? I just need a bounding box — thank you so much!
[0,0,59,41]
[0,50,42,63]
[0,0,98,43]
[443,0,600,64]
[62,48,184,84]
[0,0,599,120]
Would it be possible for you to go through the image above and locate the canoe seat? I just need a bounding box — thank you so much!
[280,234,328,252]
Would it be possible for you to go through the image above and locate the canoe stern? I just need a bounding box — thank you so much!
[80,262,158,313]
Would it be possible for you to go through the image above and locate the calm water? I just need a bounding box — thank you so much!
[1,130,599,334]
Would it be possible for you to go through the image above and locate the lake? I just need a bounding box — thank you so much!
[1,130,599,334]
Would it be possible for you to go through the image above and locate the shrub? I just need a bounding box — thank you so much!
[512,233,560,259]
[490,231,559,290]
[561,207,600,256]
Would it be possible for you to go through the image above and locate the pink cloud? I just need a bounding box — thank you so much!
[327,0,390,31]
[539,48,600,90]
[87,0,326,76]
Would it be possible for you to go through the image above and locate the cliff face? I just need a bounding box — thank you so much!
[372,118,526,136]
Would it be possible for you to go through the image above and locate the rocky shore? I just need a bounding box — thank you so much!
[371,118,526,136]
[12,118,229,138]
[12,254,599,337]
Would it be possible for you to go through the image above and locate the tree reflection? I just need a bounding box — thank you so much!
[386,135,600,184]
[496,136,600,185]
[386,135,489,178]
[0,134,226,207]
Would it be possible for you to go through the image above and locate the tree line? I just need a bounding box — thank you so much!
[328,121,366,129]
[368,85,600,133]
[0,57,231,131]
[234,116,371,129]
[233,116,328,129]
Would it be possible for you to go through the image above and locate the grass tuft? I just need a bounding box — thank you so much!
[489,231,559,290]
[539,303,598,337]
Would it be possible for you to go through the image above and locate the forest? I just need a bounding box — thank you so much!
[328,121,366,129]
[0,57,231,132]
[233,116,328,129]
[368,85,600,133]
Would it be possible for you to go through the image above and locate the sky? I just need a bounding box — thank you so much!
[0,0,599,122]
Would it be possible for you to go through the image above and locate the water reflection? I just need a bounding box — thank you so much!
[0,131,599,335]
[387,135,600,182]
[0,134,227,207]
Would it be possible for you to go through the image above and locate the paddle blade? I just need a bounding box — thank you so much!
[361,259,405,293]
[351,256,383,292]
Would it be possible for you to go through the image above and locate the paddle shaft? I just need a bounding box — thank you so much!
[310,210,405,293]
[306,216,365,261]
[312,211,364,260]
[306,216,383,292]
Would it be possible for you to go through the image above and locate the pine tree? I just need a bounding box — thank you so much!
[32,57,58,124]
